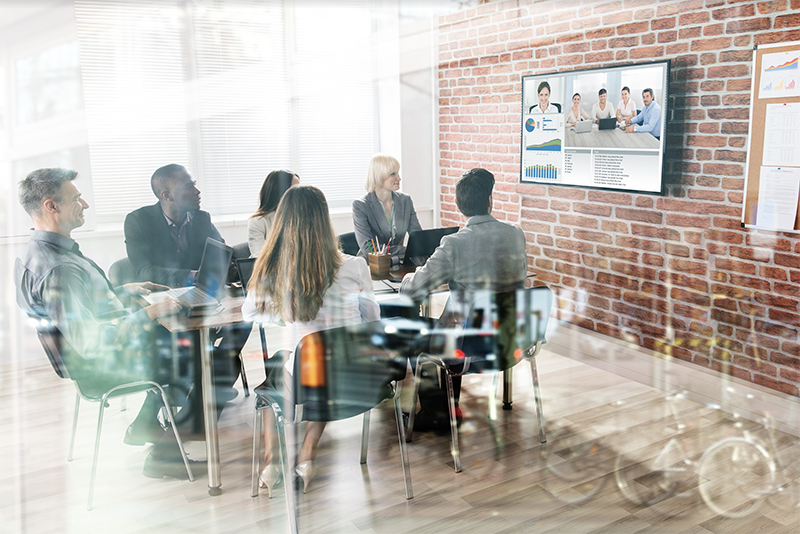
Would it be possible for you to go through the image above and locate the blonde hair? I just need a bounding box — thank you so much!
[365,153,400,192]
[248,185,342,323]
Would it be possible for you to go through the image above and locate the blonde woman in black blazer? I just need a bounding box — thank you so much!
[352,154,422,262]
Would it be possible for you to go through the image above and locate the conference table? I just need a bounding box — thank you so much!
[144,264,532,495]
[564,123,660,149]
[146,291,245,496]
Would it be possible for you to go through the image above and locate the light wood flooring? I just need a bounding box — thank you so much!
[2,324,799,534]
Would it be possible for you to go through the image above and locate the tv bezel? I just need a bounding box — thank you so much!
[519,59,670,196]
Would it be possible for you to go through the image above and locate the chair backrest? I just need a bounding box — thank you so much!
[291,321,407,422]
[108,257,137,286]
[236,257,256,294]
[337,232,359,256]
[232,242,250,260]
[34,321,71,379]
[431,286,553,373]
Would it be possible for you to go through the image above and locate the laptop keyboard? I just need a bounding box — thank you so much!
[166,287,215,306]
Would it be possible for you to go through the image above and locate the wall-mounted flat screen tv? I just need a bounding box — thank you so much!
[520,60,670,195]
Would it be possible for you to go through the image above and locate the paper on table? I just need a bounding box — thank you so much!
[763,103,800,167]
[756,166,800,230]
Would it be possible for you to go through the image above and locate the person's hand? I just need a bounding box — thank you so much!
[123,281,171,296]
[625,125,635,133]
[145,296,186,320]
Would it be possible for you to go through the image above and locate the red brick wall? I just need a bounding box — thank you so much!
[437,0,800,396]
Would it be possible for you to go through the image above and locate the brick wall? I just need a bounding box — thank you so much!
[437,0,800,396]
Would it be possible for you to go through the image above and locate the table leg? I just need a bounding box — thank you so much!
[502,368,513,410]
[200,328,222,495]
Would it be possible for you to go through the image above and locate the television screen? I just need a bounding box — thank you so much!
[520,60,670,194]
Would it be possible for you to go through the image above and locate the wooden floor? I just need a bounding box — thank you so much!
[2,325,799,534]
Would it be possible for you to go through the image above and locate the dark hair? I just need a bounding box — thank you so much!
[621,86,630,93]
[537,81,551,95]
[456,168,495,217]
[19,168,78,216]
[151,163,186,197]
[572,92,581,99]
[598,88,607,96]
[643,88,654,98]
[252,170,298,218]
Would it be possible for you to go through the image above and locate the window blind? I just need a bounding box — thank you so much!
[75,0,381,223]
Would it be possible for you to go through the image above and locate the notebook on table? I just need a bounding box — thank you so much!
[167,238,233,308]
[574,120,592,133]
[403,227,458,267]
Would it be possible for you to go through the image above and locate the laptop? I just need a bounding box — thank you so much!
[598,117,617,130]
[403,227,458,267]
[574,120,592,133]
[235,257,256,295]
[167,238,233,308]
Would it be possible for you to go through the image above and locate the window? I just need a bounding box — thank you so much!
[74,0,382,223]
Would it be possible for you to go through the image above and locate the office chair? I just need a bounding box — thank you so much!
[31,318,194,510]
[337,232,360,256]
[407,286,552,473]
[250,322,413,534]
[108,257,136,286]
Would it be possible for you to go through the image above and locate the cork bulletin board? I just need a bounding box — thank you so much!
[742,40,800,233]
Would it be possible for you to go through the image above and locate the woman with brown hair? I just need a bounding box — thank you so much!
[242,185,379,496]
[247,170,300,257]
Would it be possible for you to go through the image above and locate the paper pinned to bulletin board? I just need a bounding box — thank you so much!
[742,40,800,232]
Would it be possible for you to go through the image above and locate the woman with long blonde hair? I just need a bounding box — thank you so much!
[242,185,379,496]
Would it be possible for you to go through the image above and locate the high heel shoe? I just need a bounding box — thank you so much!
[259,464,281,498]
[294,460,317,494]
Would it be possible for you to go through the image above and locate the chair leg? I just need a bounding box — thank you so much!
[360,410,370,465]
[405,356,424,443]
[87,394,109,511]
[68,392,80,462]
[240,352,250,397]
[444,371,462,473]
[273,404,298,534]
[529,357,546,443]
[251,405,263,497]
[155,385,194,482]
[502,368,513,410]
[393,395,414,500]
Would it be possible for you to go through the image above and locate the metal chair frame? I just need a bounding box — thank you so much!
[405,286,552,473]
[34,324,194,510]
[249,327,414,534]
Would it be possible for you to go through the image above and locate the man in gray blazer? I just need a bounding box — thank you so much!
[400,168,527,302]
[399,167,527,428]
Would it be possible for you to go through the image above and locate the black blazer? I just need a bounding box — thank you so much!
[124,203,224,287]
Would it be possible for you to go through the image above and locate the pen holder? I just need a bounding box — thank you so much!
[368,253,391,278]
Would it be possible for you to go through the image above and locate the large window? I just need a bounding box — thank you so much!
[74,0,381,223]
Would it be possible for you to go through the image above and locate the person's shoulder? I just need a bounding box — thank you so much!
[194,209,213,222]
[352,192,374,209]
[126,202,159,221]
[341,253,368,271]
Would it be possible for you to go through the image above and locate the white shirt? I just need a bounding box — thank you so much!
[247,213,276,258]
[591,102,614,120]
[242,254,380,371]
[617,99,636,118]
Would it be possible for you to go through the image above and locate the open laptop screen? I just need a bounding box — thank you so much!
[403,227,458,266]
[196,238,233,299]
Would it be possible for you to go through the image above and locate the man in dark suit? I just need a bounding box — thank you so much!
[124,164,250,435]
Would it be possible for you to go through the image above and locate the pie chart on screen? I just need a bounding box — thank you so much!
[525,118,535,132]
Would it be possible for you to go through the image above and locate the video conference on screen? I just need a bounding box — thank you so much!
[520,60,670,195]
